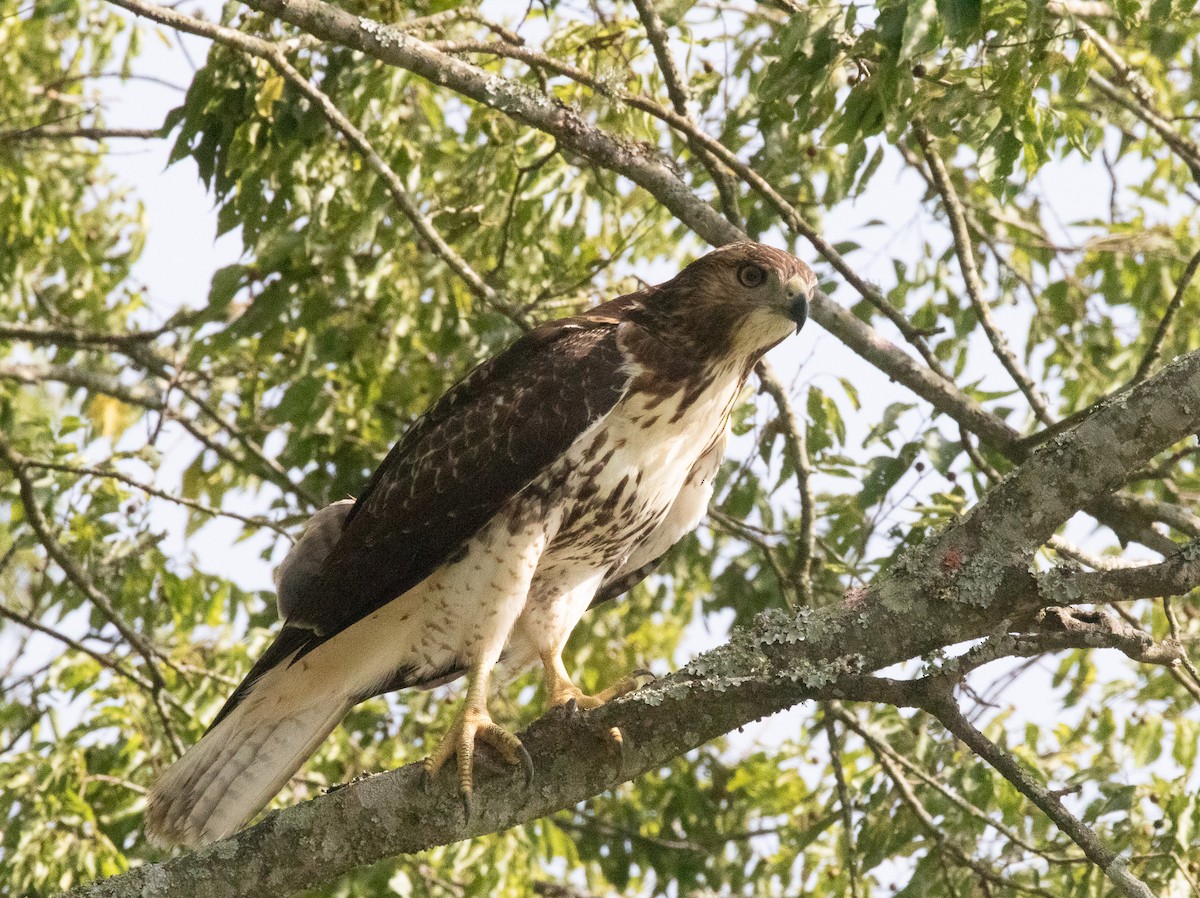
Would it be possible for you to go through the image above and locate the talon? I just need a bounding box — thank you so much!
[425,703,528,814]
[632,667,656,682]
[563,697,578,716]
[460,788,473,823]
[518,741,534,789]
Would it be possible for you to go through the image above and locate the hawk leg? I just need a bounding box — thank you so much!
[540,651,654,761]
[423,662,532,820]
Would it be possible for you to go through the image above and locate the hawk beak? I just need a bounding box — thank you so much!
[784,276,811,330]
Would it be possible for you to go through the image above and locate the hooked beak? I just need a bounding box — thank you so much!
[784,276,812,330]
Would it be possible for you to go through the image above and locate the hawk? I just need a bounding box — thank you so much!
[145,242,815,847]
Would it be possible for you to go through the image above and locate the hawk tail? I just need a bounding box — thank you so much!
[144,681,351,848]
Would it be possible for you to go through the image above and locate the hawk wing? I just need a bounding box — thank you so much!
[299,308,633,636]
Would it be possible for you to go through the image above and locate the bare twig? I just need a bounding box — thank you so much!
[923,686,1157,898]
[1133,246,1200,383]
[912,121,1054,425]
[822,708,861,898]
[0,125,160,141]
[756,359,815,605]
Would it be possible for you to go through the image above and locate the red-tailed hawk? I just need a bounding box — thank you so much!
[145,242,815,847]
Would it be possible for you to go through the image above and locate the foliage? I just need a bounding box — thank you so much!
[2,0,1200,895]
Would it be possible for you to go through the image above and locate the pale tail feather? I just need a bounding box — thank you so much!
[145,691,351,847]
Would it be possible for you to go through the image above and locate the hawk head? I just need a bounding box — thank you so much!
[637,242,817,364]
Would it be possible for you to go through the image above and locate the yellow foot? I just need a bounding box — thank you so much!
[546,668,656,771]
[422,708,533,821]
[548,668,657,711]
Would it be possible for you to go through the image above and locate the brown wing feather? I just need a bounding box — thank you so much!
[285,303,637,639]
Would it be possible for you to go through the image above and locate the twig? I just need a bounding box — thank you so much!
[867,731,1063,897]
[912,121,1054,425]
[18,456,290,536]
[822,708,861,898]
[0,602,156,694]
[756,359,814,605]
[709,509,796,608]
[1053,6,1200,181]
[104,0,526,329]
[0,125,160,142]
[396,7,524,45]
[922,685,1157,898]
[832,706,1081,863]
[253,0,946,374]
[1047,535,1151,572]
[0,360,166,410]
[1133,246,1200,383]
[0,322,169,347]
[1086,71,1200,183]
[1162,595,1200,691]
[0,433,184,755]
[0,358,314,506]
[629,0,743,228]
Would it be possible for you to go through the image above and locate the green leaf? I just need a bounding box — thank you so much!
[937,0,981,42]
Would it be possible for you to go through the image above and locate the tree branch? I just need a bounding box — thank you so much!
[0,433,185,755]
[628,0,743,228]
[1132,245,1200,383]
[756,359,815,605]
[18,456,290,537]
[0,601,157,695]
[103,0,525,329]
[864,727,1063,897]
[0,322,169,347]
[1053,5,1200,182]
[831,706,1081,864]
[912,121,1053,424]
[919,685,1156,898]
[0,126,160,142]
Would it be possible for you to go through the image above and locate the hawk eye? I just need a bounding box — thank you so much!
[737,263,767,288]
